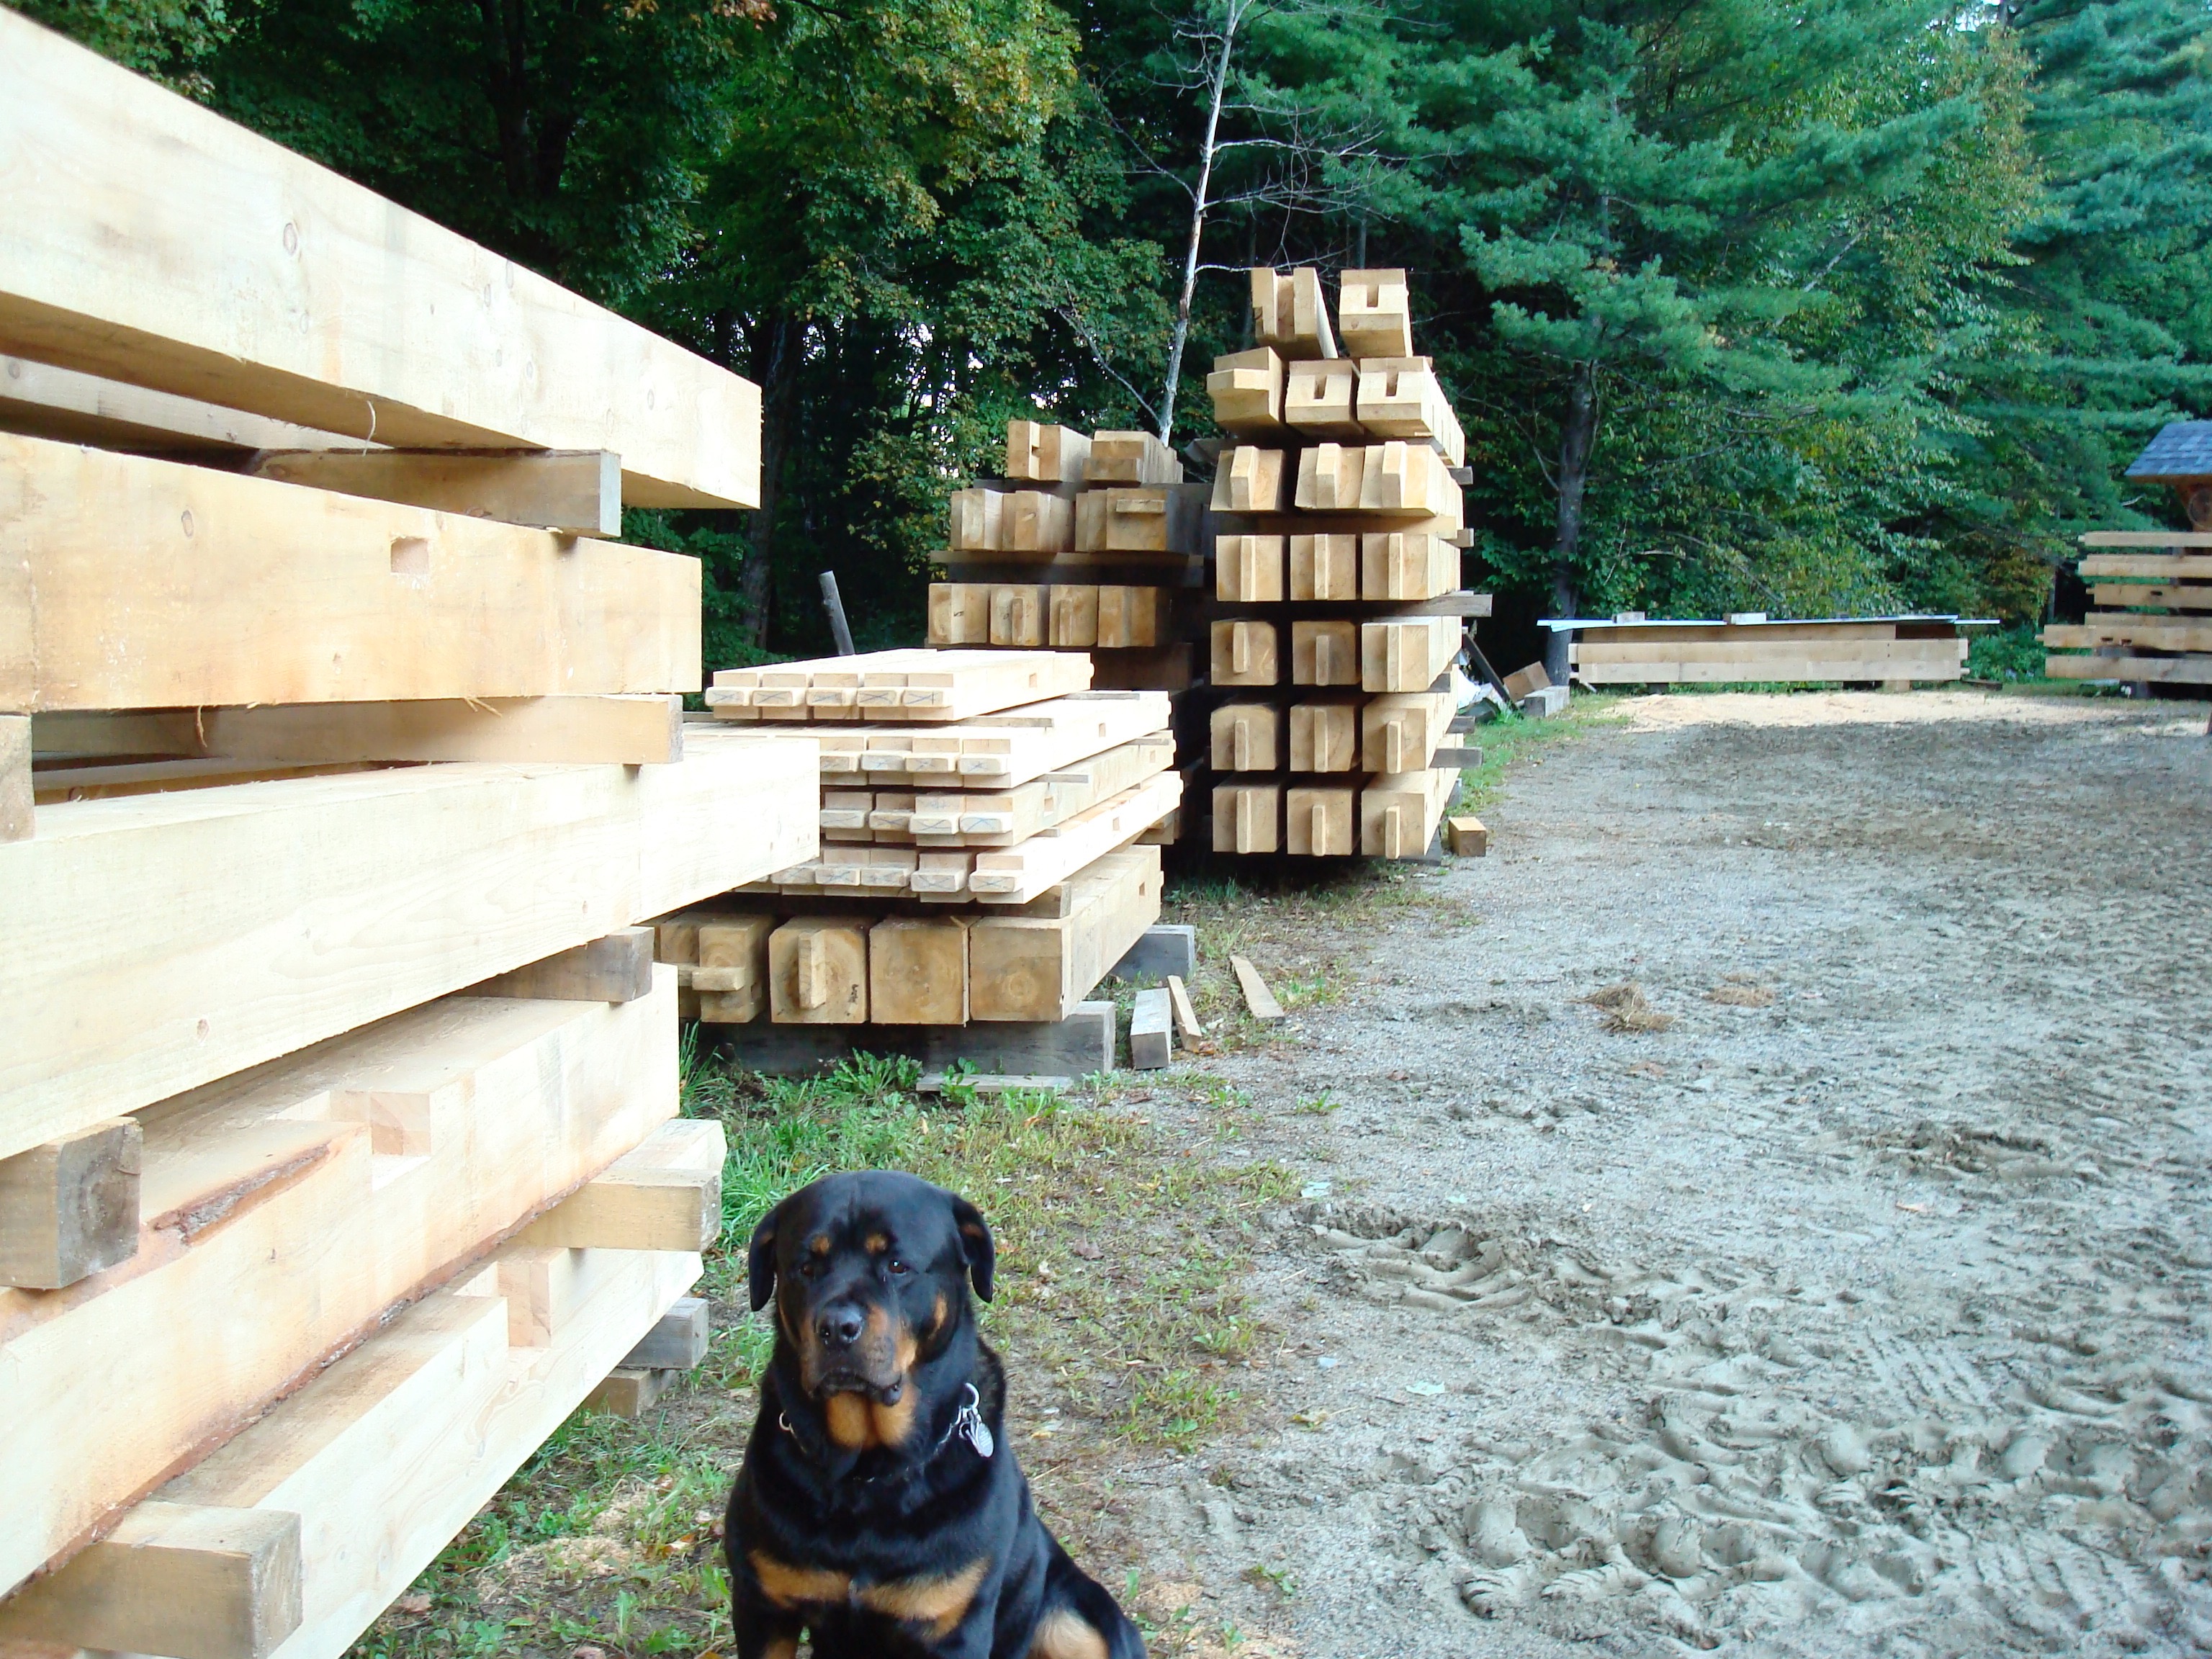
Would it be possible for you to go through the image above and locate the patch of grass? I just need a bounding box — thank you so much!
[1452,693,1627,815]
[351,1054,1291,1659]
[1966,621,2052,684]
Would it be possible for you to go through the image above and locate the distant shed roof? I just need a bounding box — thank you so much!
[2126,422,2212,481]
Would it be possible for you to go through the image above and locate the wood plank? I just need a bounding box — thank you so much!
[1249,268,1337,361]
[1575,637,1964,663]
[1290,703,1360,771]
[1291,533,1359,602]
[1205,349,1282,435]
[1006,422,1090,485]
[2044,652,2212,684]
[518,1119,724,1251]
[0,714,27,842]
[869,917,969,1025]
[0,728,813,1163]
[910,734,1174,845]
[968,848,1161,1022]
[245,449,620,537]
[1211,620,1280,686]
[6,435,701,711]
[1360,768,1455,859]
[0,11,757,508]
[1573,654,1964,684]
[156,1243,698,1659]
[1338,269,1413,359]
[472,928,657,1004]
[1212,783,1280,854]
[0,983,677,1600]
[0,356,366,457]
[0,1118,141,1290]
[0,1501,302,1659]
[1292,621,1361,686]
[1086,431,1183,486]
[2090,583,2212,610]
[42,695,686,767]
[709,649,1092,723]
[1210,703,1280,772]
[1362,616,1460,692]
[968,772,1183,903]
[1284,361,1362,439]
[2080,532,2212,549]
[1130,987,1173,1069]
[1229,955,1285,1020]
[1166,976,1205,1040]
[2046,619,2212,651]
[1285,786,1356,855]
[1217,534,1285,602]
[794,693,1169,789]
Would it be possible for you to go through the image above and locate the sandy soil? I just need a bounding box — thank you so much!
[1120,691,2212,1658]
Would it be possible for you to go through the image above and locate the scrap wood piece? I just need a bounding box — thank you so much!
[1129,986,1174,1069]
[1166,974,1205,1040]
[1229,955,1285,1021]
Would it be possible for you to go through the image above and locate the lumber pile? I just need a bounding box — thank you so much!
[1200,267,1485,858]
[2044,431,2212,685]
[0,19,811,1658]
[676,667,1174,1026]
[1560,615,1976,686]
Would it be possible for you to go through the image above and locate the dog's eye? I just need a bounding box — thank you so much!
[887,1258,910,1276]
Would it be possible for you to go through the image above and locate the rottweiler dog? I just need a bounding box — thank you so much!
[727,1170,1146,1659]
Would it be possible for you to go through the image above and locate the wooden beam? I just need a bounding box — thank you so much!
[2044,652,2212,684]
[1,714,27,842]
[245,449,621,538]
[1338,269,1413,358]
[0,12,758,508]
[1205,349,1282,435]
[1218,535,1285,603]
[1285,361,1362,439]
[0,1502,302,1659]
[767,917,871,1024]
[791,693,1171,790]
[1361,768,1455,859]
[0,727,814,1163]
[1085,431,1182,486]
[968,773,1182,904]
[1130,987,1173,1069]
[0,1118,140,1290]
[968,848,1161,1022]
[1249,268,1337,360]
[1212,783,1281,854]
[869,917,970,1025]
[6,435,701,711]
[0,982,677,1599]
[472,927,657,1004]
[1006,421,1090,485]
[1285,785,1356,855]
[0,356,365,457]
[518,1120,725,1252]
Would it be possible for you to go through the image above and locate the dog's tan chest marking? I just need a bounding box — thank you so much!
[823,1392,875,1448]
[857,1555,992,1637]
[1030,1606,1110,1659]
[750,1551,851,1608]
[763,1640,797,1659]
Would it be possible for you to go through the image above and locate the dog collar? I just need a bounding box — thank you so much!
[778,1382,994,1473]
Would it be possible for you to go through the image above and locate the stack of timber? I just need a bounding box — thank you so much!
[673,660,1176,1062]
[2043,426,2212,688]
[1202,266,1487,859]
[0,17,811,1659]
[927,422,1211,697]
[1560,615,1977,688]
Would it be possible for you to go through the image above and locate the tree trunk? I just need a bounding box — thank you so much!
[1545,361,1596,685]
[1156,2,1238,443]
[744,313,804,649]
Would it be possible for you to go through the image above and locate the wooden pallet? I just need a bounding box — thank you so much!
[705,650,1092,722]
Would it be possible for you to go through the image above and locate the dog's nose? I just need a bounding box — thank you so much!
[817,1305,866,1348]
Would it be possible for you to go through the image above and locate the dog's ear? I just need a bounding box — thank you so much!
[747,1202,783,1313]
[948,1192,996,1302]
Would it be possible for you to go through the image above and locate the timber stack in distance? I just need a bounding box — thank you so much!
[1202,266,1485,858]
[0,14,814,1658]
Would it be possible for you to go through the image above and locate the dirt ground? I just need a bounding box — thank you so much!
[1113,691,2212,1658]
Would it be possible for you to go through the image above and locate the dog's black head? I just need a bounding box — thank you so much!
[748,1171,994,1447]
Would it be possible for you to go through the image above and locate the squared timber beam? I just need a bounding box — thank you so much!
[0,1117,141,1288]
[0,1501,302,1659]
[0,12,758,508]
[471,927,658,1004]
[0,356,368,459]
[245,449,622,538]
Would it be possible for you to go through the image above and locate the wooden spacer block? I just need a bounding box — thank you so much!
[472,927,656,1004]
[518,1118,727,1252]
[1,714,28,843]
[1290,534,1358,602]
[1205,347,1284,433]
[1211,783,1281,854]
[1446,815,1488,857]
[1292,621,1360,687]
[0,1117,142,1288]
[1285,786,1356,856]
[1166,975,1205,1040]
[1216,534,1285,603]
[1289,703,1359,772]
[769,916,871,1024]
[1129,987,1174,1070]
[1211,620,1280,687]
[0,1501,302,1659]
[585,1366,678,1418]
[868,915,970,1025]
[1210,702,1280,773]
[621,1295,711,1370]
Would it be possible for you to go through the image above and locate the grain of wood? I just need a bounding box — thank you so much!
[968,847,1161,1022]
[246,449,621,537]
[1230,955,1285,1020]
[1166,975,1205,1040]
[472,928,657,1004]
[1337,269,1413,359]
[1205,348,1283,434]
[0,1118,140,1290]
[1130,987,1174,1069]
[1249,267,1337,360]
[1285,360,1362,439]
[518,1119,725,1251]
[0,714,27,843]
[1217,535,1286,602]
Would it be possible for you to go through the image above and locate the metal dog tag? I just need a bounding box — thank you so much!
[953,1384,994,1458]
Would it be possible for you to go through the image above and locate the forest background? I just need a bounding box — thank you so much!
[26,0,2212,671]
